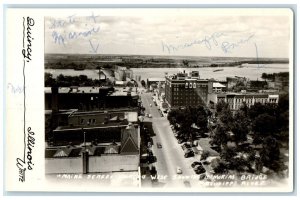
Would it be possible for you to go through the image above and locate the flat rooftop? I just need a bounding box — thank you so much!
[45,87,138,96]
[212,92,279,98]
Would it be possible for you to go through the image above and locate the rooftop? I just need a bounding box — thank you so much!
[45,143,121,158]
[45,87,138,96]
[211,92,279,97]
[213,82,226,88]
[147,77,165,82]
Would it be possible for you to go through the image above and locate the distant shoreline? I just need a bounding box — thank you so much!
[44,53,289,70]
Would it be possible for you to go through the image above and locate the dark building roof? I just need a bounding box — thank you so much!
[120,125,139,154]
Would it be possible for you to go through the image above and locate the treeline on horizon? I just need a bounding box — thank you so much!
[44,55,289,69]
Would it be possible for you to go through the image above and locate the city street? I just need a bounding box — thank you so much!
[140,91,200,188]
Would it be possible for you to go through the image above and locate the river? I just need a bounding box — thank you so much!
[45,63,289,81]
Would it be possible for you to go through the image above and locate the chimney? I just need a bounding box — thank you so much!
[51,86,59,113]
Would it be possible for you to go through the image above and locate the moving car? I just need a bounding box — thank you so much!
[156,142,162,148]
[176,167,182,174]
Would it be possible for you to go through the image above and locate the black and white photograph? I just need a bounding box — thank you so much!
[43,8,293,191]
[3,6,294,193]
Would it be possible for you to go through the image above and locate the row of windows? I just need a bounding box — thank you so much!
[220,98,278,105]
[173,96,199,100]
[172,92,205,96]
[80,118,96,125]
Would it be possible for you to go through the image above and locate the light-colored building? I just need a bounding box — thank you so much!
[208,92,279,111]
[212,82,227,93]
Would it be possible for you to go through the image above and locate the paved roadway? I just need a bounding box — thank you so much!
[140,91,201,188]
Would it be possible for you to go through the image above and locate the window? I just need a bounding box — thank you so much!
[193,83,196,88]
[80,119,84,124]
[92,119,96,124]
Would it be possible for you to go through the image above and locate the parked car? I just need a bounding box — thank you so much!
[177,138,185,144]
[202,160,209,165]
[181,142,192,150]
[156,142,162,148]
[193,163,206,174]
[148,114,152,118]
[191,161,201,168]
[176,166,182,174]
[184,149,194,158]
[199,173,207,180]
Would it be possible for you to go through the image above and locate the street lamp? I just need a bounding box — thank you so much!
[138,115,144,128]
[81,128,87,152]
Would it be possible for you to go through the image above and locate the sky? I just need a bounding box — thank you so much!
[44,9,292,58]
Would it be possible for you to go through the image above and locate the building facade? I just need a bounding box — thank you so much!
[45,86,139,111]
[208,93,279,111]
[45,109,140,174]
[165,71,208,108]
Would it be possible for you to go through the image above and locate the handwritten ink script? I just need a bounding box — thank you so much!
[16,16,36,182]
[7,83,24,94]
[221,34,255,53]
[162,32,255,54]
[49,13,101,53]
[22,17,35,62]
[16,127,35,182]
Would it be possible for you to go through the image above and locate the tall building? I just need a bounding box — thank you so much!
[165,71,208,108]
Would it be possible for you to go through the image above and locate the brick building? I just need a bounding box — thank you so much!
[165,71,208,108]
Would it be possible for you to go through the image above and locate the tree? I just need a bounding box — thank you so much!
[220,147,237,162]
[219,107,233,127]
[126,81,135,87]
[216,100,228,115]
[213,160,228,174]
[45,72,55,86]
[210,124,229,148]
[200,150,210,161]
[195,106,208,132]
[259,136,282,172]
[182,60,189,67]
[141,80,146,87]
[252,113,277,144]
[231,111,249,145]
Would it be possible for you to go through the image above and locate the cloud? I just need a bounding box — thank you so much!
[44,11,291,58]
